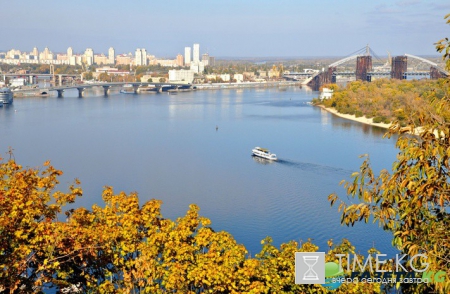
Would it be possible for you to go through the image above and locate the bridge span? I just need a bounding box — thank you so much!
[13,82,193,98]
[283,47,448,90]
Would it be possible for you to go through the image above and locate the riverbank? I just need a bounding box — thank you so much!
[316,105,392,129]
[194,81,301,90]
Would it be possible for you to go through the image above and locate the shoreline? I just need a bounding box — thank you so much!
[194,81,301,90]
[316,105,392,129]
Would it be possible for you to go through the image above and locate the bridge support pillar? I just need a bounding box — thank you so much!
[331,74,336,83]
[56,89,64,98]
[157,87,162,93]
[356,56,372,81]
[102,86,111,96]
[430,66,447,79]
[77,87,85,98]
[58,75,63,86]
[391,56,407,80]
[132,85,139,94]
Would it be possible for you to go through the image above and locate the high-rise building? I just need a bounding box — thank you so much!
[84,48,94,65]
[135,48,142,66]
[184,47,191,66]
[108,47,115,65]
[209,56,215,67]
[32,47,39,59]
[135,48,147,66]
[202,53,209,66]
[141,48,147,66]
[193,43,200,63]
[39,47,54,61]
[176,54,184,67]
[67,47,73,58]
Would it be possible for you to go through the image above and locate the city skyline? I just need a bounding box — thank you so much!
[2,0,450,58]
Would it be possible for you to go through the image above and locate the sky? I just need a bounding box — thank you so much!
[2,0,450,58]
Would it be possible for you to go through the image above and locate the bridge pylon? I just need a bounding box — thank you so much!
[307,67,336,90]
[56,89,64,98]
[77,87,85,98]
[356,56,372,81]
[102,85,111,96]
[391,56,407,80]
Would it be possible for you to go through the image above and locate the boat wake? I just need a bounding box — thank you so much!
[276,159,354,177]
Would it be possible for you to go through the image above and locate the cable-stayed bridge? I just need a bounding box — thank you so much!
[283,46,448,90]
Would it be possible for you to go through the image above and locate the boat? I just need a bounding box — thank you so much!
[252,147,277,161]
[0,88,13,104]
[137,86,158,94]
[120,84,135,94]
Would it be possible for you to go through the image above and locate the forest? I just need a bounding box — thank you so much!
[313,78,450,125]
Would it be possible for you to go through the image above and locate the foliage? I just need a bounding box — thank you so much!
[82,71,93,81]
[435,13,450,72]
[97,72,111,82]
[329,95,450,293]
[0,154,383,293]
[0,151,83,292]
[315,79,450,126]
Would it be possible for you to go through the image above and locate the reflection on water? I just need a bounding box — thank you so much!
[252,155,277,165]
[0,86,399,256]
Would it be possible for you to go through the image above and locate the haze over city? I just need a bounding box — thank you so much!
[3,0,450,58]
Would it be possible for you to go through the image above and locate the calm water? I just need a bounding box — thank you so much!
[0,86,399,256]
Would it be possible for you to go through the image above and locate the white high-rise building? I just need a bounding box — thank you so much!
[193,43,200,63]
[32,47,39,59]
[108,47,115,65]
[190,62,204,74]
[67,47,73,58]
[135,48,142,66]
[141,48,147,66]
[135,48,147,66]
[184,47,191,66]
[39,47,54,61]
[85,48,94,65]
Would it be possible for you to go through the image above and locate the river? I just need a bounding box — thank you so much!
[0,85,399,256]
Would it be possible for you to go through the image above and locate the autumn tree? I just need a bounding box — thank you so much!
[435,13,450,72]
[0,153,385,293]
[329,23,450,293]
[0,152,83,292]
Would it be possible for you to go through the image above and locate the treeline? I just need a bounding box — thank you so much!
[314,78,450,125]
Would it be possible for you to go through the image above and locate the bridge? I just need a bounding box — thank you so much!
[283,46,449,90]
[2,73,81,86]
[12,82,193,98]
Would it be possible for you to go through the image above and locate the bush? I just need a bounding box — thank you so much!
[372,116,384,123]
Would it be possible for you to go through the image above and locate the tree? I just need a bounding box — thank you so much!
[0,152,83,292]
[0,153,381,293]
[82,71,93,81]
[98,72,110,82]
[435,13,450,72]
[329,87,450,293]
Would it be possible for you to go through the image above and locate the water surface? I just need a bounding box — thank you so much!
[0,86,398,256]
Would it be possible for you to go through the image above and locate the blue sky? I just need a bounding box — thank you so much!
[3,0,450,58]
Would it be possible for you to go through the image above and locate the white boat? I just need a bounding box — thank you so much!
[120,84,135,94]
[0,87,13,104]
[252,147,277,161]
